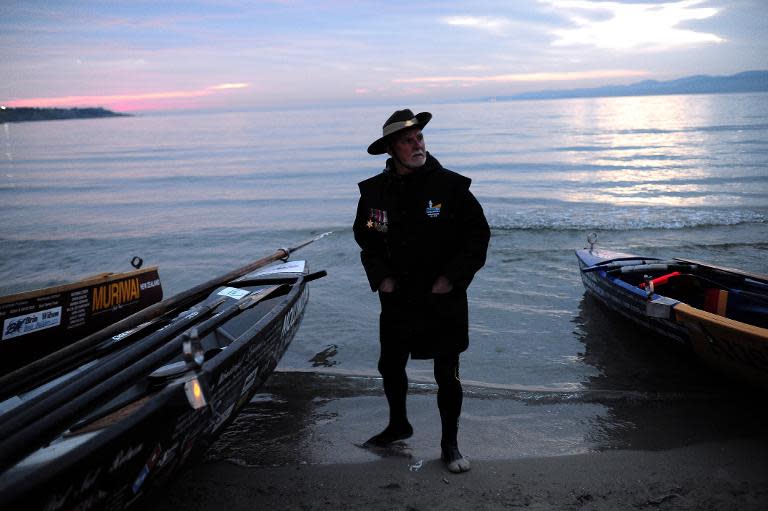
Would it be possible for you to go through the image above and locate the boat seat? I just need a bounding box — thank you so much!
[703,288,729,316]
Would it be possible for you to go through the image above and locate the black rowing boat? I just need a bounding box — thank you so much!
[0,244,326,510]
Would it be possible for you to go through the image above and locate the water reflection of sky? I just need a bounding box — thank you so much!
[2,94,766,239]
[459,94,768,209]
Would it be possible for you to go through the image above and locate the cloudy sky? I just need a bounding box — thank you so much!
[2,0,766,112]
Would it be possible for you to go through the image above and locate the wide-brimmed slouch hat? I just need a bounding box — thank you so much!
[367,109,432,155]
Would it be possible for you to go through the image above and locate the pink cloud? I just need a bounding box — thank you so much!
[2,83,250,112]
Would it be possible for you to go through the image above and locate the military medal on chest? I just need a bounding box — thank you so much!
[367,208,388,232]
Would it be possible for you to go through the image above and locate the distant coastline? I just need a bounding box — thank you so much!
[0,107,130,123]
[488,70,768,102]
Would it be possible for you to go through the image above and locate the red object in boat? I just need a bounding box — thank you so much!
[639,271,681,289]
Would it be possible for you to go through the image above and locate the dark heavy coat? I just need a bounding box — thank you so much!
[353,154,490,359]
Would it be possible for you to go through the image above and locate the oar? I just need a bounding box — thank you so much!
[0,295,227,418]
[605,263,697,275]
[581,260,682,273]
[0,283,290,473]
[0,232,332,400]
[581,256,663,271]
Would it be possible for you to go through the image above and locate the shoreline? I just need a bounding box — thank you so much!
[144,371,768,509]
[0,106,129,123]
[146,439,768,510]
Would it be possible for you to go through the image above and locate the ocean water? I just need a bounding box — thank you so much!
[2,93,768,459]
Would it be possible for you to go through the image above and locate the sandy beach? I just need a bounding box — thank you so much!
[144,372,768,510]
[146,439,768,510]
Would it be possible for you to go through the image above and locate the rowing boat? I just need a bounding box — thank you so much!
[0,248,326,510]
[1,265,163,375]
[576,237,768,389]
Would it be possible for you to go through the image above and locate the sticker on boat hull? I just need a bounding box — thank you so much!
[250,260,306,277]
[217,287,250,300]
[2,306,62,340]
[211,402,235,433]
[281,288,308,338]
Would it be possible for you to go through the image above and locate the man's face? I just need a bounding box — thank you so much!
[390,128,426,169]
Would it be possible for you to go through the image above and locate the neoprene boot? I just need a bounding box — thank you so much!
[363,421,413,447]
[440,415,470,473]
[441,442,470,473]
[363,378,412,447]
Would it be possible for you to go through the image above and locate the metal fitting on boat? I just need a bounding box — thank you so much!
[182,328,205,369]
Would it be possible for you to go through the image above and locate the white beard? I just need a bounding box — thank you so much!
[401,153,426,169]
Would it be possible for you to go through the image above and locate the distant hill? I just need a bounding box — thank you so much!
[0,107,129,123]
[493,70,768,101]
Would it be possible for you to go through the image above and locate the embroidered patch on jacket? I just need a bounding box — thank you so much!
[367,208,388,232]
[425,200,442,218]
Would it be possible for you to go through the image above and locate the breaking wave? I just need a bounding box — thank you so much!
[487,206,768,231]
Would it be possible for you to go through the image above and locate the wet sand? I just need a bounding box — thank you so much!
[145,371,768,510]
[147,440,767,510]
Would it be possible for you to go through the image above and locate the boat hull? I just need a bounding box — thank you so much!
[1,267,163,375]
[674,303,768,389]
[0,267,311,511]
[576,248,768,389]
[576,248,689,345]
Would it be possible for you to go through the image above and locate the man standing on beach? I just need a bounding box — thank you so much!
[353,109,490,473]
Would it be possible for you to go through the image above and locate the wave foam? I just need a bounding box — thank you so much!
[487,207,768,231]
